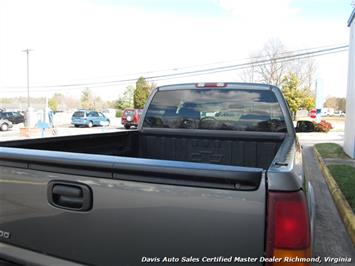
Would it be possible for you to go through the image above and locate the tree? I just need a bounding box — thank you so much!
[282,72,315,119]
[282,73,303,116]
[338,98,346,112]
[292,58,317,91]
[48,93,64,111]
[324,96,337,109]
[93,96,106,110]
[301,94,315,111]
[251,39,288,86]
[80,88,95,109]
[133,77,152,109]
[116,85,135,109]
[324,96,346,112]
[48,93,80,110]
[241,39,317,91]
[48,97,58,111]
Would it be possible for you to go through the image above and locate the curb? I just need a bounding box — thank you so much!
[313,147,355,245]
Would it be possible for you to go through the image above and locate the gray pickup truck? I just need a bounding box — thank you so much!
[0,83,315,266]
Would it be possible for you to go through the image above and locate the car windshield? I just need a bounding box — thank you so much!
[143,88,287,132]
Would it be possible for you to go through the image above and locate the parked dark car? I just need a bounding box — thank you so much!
[121,108,143,129]
[0,118,13,131]
[0,111,25,125]
[71,110,110,128]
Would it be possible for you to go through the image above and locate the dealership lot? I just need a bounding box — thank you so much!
[0,117,125,141]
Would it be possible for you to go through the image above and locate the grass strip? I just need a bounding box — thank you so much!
[314,143,349,159]
[327,164,355,213]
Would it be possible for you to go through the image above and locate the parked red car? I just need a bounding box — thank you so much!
[121,109,143,129]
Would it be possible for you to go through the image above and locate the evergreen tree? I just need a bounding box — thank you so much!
[133,77,151,109]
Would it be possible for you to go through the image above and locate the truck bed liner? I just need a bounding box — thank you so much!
[0,130,285,169]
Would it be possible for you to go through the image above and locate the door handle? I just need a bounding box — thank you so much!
[47,181,92,211]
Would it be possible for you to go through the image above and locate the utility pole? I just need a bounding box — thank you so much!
[315,79,323,123]
[22,49,33,127]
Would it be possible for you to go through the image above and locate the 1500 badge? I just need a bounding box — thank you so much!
[0,230,11,239]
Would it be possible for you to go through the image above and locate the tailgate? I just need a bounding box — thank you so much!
[0,149,266,266]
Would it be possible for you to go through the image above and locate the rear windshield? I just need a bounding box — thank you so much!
[72,111,86,118]
[143,89,287,132]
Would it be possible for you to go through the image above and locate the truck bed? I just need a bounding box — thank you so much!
[0,130,276,265]
[0,129,285,169]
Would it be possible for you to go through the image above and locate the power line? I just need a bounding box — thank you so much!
[12,43,348,85]
[149,47,348,82]
[1,44,348,92]
[146,45,348,81]
[154,43,348,71]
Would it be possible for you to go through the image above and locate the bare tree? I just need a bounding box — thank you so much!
[290,57,317,90]
[240,62,257,83]
[254,39,288,86]
[80,88,95,109]
[324,96,346,112]
[240,39,317,91]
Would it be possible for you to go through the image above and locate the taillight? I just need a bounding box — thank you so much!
[195,82,226,88]
[134,112,139,123]
[266,191,311,266]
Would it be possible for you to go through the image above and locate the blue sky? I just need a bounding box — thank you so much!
[292,0,352,19]
[92,0,226,16]
[0,0,353,99]
[93,0,353,20]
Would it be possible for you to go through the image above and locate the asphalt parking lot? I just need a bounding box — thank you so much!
[0,118,126,141]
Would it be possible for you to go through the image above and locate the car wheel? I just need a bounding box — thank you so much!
[106,119,110,127]
[88,121,93,128]
[124,124,130,129]
[0,123,8,131]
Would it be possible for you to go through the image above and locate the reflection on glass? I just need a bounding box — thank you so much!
[144,89,286,132]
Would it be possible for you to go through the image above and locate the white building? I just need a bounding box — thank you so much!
[344,9,355,158]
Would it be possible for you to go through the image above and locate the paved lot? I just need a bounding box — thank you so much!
[0,116,125,141]
[0,123,126,141]
[298,133,355,265]
[298,132,344,146]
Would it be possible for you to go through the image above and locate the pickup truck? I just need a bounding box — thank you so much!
[0,83,315,266]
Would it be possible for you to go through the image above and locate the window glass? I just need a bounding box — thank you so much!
[88,112,99,117]
[73,111,86,117]
[124,110,134,116]
[143,89,286,132]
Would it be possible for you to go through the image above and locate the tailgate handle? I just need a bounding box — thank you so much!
[48,181,92,211]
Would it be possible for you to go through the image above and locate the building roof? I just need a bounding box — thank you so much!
[348,8,355,26]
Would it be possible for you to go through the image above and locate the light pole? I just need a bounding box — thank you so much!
[22,48,33,127]
[315,79,324,123]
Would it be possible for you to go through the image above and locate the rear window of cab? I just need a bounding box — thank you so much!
[72,111,87,118]
[143,88,286,132]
